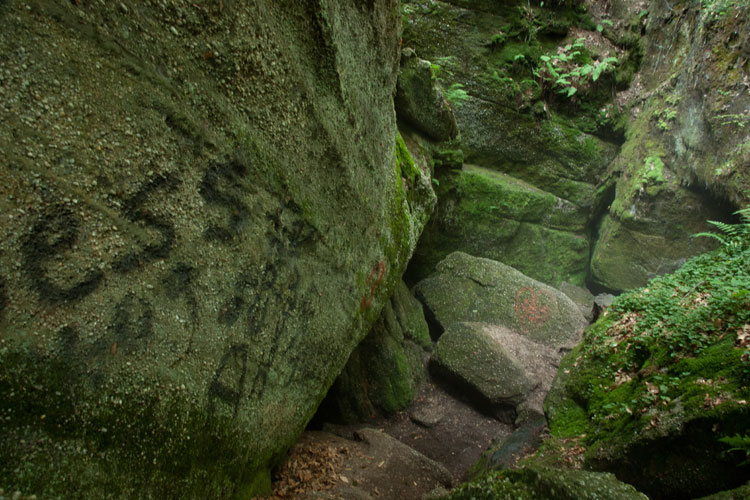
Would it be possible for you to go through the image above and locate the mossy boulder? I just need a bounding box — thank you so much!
[408,165,590,286]
[559,282,595,323]
[415,252,586,347]
[0,1,435,498]
[544,240,750,498]
[395,48,458,142]
[316,281,431,423]
[440,466,648,500]
[431,322,563,424]
[432,323,536,411]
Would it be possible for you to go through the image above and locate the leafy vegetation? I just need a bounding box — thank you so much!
[443,83,470,107]
[550,207,750,430]
[534,38,618,99]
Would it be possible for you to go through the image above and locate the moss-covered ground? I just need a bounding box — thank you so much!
[543,214,750,497]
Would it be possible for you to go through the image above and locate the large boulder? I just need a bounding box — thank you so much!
[431,322,560,422]
[416,252,586,421]
[0,1,435,498]
[415,252,586,347]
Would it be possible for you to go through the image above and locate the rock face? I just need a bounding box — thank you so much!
[415,252,586,422]
[589,0,750,291]
[0,1,435,498]
[316,280,432,422]
[410,164,590,286]
[401,0,624,287]
[401,0,747,292]
[395,48,459,142]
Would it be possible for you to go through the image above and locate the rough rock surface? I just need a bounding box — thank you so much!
[0,1,435,498]
[442,465,649,500]
[316,280,432,423]
[415,252,585,423]
[395,48,458,142]
[400,0,624,286]
[415,252,586,347]
[409,164,590,286]
[431,322,561,423]
[590,0,749,291]
[559,282,595,323]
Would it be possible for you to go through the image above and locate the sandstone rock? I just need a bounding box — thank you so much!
[408,164,590,286]
[559,282,596,323]
[432,322,537,413]
[0,1,434,497]
[415,252,586,347]
[395,49,458,142]
[588,0,749,291]
[316,281,431,423]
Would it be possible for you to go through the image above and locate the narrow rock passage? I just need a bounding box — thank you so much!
[265,375,512,499]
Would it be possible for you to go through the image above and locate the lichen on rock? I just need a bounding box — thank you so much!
[0,1,435,498]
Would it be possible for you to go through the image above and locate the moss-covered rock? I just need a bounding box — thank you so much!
[0,1,435,498]
[316,281,431,423]
[408,165,591,286]
[395,48,459,142]
[432,322,537,410]
[415,252,586,347]
[544,238,750,498]
[590,213,718,292]
[590,0,750,291]
[440,466,648,500]
[559,282,595,323]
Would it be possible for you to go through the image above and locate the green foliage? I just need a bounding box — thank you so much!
[596,19,614,33]
[693,207,750,253]
[443,83,470,107]
[701,0,743,19]
[563,227,750,436]
[533,38,618,100]
[719,434,750,465]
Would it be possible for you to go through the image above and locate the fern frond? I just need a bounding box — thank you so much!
[706,220,739,237]
[691,232,728,245]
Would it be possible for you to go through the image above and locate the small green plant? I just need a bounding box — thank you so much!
[533,38,618,99]
[692,207,750,252]
[719,434,750,465]
[443,83,470,107]
[717,113,750,128]
[596,19,614,33]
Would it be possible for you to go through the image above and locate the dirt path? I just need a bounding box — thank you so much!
[263,375,512,499]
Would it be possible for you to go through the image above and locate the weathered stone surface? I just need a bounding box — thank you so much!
[415,252,586,347]
[408,164,590,286]
[316,281,431,423]
[442,466,649,500]
[395,48,458,142]
[0,1,434,498]
[559,282,595,323]
[589,0,749,291]
[432,322,537,409]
